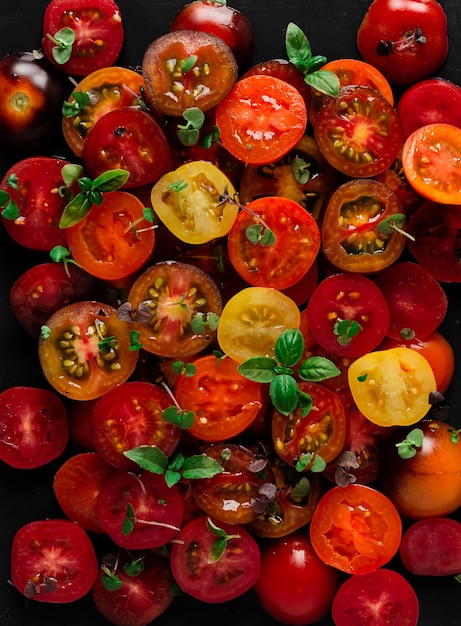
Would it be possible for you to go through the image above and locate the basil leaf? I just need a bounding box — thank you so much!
[92,168,130,192]
[238,357,277,383]
[298,356,341,382]
[274,328,304,367]
[123,445,168,474]
[305,70,340,97]
[181,454,224,480]
[59,193,92,228]
[270,374,299,415]
[285,22,312,72]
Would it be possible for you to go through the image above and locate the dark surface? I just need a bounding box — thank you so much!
[1,1,461,624]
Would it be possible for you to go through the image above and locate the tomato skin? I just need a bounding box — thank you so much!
[310,483,402,575]
[254,532,340,625]
[10,519,98,603]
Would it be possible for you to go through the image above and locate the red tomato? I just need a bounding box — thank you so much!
[357,0,448,85]
[331,568,419,626]
[91,381,180,469]
[281,259,319,307]
[306,273,390,358]
[227,196,320,290]
[374,150,424,219]
[0,386,68,469]
[142,29,238,116]
[66,190,155,281]
[169,514,261,603]
[10,519,98,603]
[310,483,402,575]
[314,85,403,178]
[41,0,124,76]
[254,532,340,625]
[215,74,308,165]
[399,517,461,576]
[374,261,448,340]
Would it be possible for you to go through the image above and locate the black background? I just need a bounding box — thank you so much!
[1,1,461,624]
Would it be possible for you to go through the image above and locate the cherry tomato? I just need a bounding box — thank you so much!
[150,160,237,245]
[0,386,68,469]
[169,514,261,603]
[227,196,320,290]
[0,51,68,155]
[379,419,461,519]
[126,261,222,359]
[217,286,301,363]
[310,483,402,575]
[169,0,254,70]
[374,150,424,219]
[357,0,448,85]
[402,123,461,204]
[331,568,419,626]
[173,353,265,442]
[314,85,403,178]
[142,29,237,116]
[66,190,155,281]
[41,0,124,76]
[321,178,407,274]
[281,259,319,307]
[215,74,308,165]
[254,532,340,626]
[348,347,436,427]
[38,300,139,401]
[10,519,98,603]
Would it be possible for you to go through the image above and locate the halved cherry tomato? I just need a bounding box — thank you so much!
[173,353,265,442]
[314,85,403,178]
[142,29,238,116]
[38,300,138,401]
[126,261,222,359]
[321,178,407,274]
[227,196,320,290]
[310,483,402,575]
[66,190,155,281]
[217,286,301,363]
[402,123,461,204]
[215,74,308,165]
[348,347,437,427]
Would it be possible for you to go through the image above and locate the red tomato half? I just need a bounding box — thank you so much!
[10,519,98,603]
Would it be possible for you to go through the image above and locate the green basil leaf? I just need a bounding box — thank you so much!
[298,356,341,382]
[270,374,299,415]
[92,168,130,192]
[305,70,340,97]
[61,163,84,186]
[238,357,278,383]
[123,445,168,474]
[181,454,224,480]
[59,193,92,228]
[208,537,226,564]
[165,469,181,488]
[285,22,312,72]
[274,328,304,367]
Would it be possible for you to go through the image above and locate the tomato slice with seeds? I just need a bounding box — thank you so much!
[38,300,138,401]
[321,178,407,274]
[314,84,403,178]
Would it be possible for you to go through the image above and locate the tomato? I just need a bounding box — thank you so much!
[254,532,340,625]
[217,286,301,363]
[374,261,448,340]
[66,190,155,281]
[281,259,319,307]
[126,261,222,359]
[407,200,461,282]
[10,519,98,603]
[169,514,261,603]
[314,85,403,178]
[0,51,68,155]
[357,0,448,85]
[38,300,139,401]
[379,419,461,519]
[150,160,238,245]
[169,0,254,70]
[41,0,124,76]
[61,66,148,158]
[379,331,455,395]
[53,452,115,533]
[215,74,308,165]
[348,347,436,427]
[238,134,338,223]
[331,568,419,626]
[398,77,461,139]
[399,517,461,576]
[173,353,265,442]
[142,29,237,116]
[321,178,407,274]
[374,150,424,219]
[227,196,320,290]
[91,381,180,469]
[92,550,174,626]
[402,123,461,204]
[310,483,402,575]
[0,386,68,469]
[96,469,184,549]
[306,273,390,359]
[1,156,74,251]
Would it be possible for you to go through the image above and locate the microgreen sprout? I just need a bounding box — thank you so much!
[171,360,197,377]
[160,381,195,430]
[206,517,241,564]
[124,206,157,237]
[62,90,91,117]
[376,27,426,56]
[295,452,326,473]
[190,312,220,334]
[395,428,424,459]
[400,327,416,340]
[177,107,205,146]
[291,156,311,184]
[333,318,362,347]
[129,330,143,351]
[0,174,19,221]
[122,501,181,537]
[218,188,276,246]
[377,213,415,241]
[180,54,198,73]
[448,428,461,444]
[334,450,360,487]
[46,27,76,65]
[49,245,81,277]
